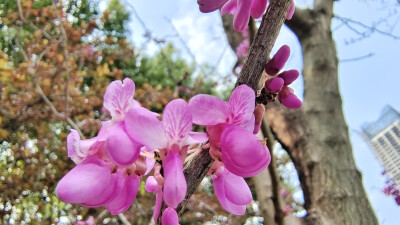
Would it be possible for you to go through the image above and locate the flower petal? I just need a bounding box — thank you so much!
[197,0,228,13]
[213,172,247,215]
[184,131,209,146]
[215,167,252,205]
[103,78,138,121]
[106,175,140,215]
[56,157,114,205]
[162,207,179,225]
[229,85,255,125]
[153,190,163,223]
[233,0,252,32]
[163,151,187,208]
[145,176,158,193]
[189,94,229,125]
[221,0,237,15]
[82,168,125,207]
[162,99,192,145]
[220,125,270,177]
[125,107,168,150]
[105,122,141,167]
[67,129,84,164]
[250,0,268,18]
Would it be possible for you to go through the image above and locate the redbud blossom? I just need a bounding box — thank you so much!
[125,99,207,208]
[220,125,270,177]
[162,207,180,225]
[197,0,227,13]
[189,85,270,177]
[197,0,296,32]
[58,78,155,215]
[212,165,252,215]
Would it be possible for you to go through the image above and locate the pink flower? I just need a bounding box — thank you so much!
[162,207,180,225]
[221,0,254,32]
[56,157,124,207]
[212,165,252,215]
[58,78,154,215]
[189,85,270,177]
[197,0,227,13]
[125,99,207,208]
[197,0,296,32]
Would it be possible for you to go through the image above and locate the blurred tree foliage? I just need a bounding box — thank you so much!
[0,0,222,224]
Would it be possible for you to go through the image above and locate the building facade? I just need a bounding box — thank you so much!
[362,106,400,187]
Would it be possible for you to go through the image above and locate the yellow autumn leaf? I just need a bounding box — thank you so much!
[97,64,104,77]
[0,128,9,140]
[103,63,110,75]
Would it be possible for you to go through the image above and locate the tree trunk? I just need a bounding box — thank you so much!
[266,0,379,224]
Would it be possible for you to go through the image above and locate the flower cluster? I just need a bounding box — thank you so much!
[189,84,271,214]
[259,45,302,108]
[382,178,400,206]
[57,78,271,224]
[197,0,295,31]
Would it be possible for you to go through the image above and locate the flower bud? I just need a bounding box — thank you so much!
[265,45,290,75]
[278,69,299,85]
[265,77,284,92]
[278,87,302,109]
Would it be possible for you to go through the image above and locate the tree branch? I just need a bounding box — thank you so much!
[15,38,84,139]
[284,7,313,40]
[52,0,73,117]
[16,0,52,40]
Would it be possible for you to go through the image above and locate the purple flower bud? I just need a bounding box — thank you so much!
[265,77,284,92]
[278,69,299,85]
[395,196,400,206]
[278,87,302,109]
[264,45,290,76]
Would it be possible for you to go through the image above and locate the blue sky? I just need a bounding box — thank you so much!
[110,0,400,223]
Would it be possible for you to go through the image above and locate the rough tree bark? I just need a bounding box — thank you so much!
[264,0,379,224]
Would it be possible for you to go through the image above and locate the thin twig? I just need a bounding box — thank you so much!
[16,0,52,40]
[165,17,197,64]
[52,0,72,118]
[334,15,400,40]
[15,38,84,138]
[118,213,132,225]
[341,53,374,63]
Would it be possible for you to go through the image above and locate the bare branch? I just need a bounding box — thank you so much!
[16,0,52,40]
[15,38,84,139]
[334,15,400,40]
[52,0,72,118]
[340,53,374,63]
[118,214,132,225]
